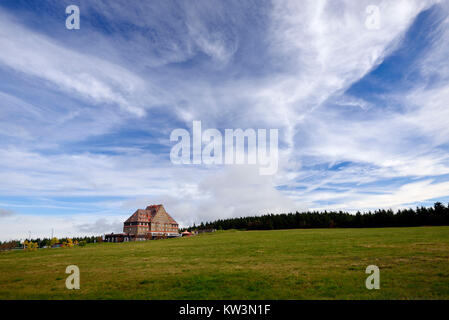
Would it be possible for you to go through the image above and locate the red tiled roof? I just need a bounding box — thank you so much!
[124,204,178,225]
[145,204,162,211]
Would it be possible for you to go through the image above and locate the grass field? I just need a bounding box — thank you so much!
[1,227,449,299]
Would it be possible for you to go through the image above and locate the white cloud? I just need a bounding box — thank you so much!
[325,179,449,211]
[76,218,123,234]
[0,208,15,218]
[0,213,127,241]
[0,11,148,117]
[164,166,298,226]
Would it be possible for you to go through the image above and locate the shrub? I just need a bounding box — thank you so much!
[23,240,38,251]
[62,238,74,248]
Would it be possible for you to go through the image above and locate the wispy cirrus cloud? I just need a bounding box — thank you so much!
[0,10,148,117]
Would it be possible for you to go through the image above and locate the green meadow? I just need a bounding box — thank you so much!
[1,227,449,299]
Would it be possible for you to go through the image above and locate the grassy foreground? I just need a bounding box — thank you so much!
[1,227,449,299]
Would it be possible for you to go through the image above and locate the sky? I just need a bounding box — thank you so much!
[1,0,449,241]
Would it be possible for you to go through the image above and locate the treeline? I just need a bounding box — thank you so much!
[0,240,21,251]
[191,202,449,231]
[0,235,101,250]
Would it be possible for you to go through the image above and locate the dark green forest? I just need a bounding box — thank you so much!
[187,202,449,231]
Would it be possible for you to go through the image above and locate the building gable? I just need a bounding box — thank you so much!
[155,205,178,224]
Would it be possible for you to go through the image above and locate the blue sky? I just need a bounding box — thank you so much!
[1,0,449,240]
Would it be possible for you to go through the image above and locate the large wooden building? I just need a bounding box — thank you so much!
[105,204,179,242]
